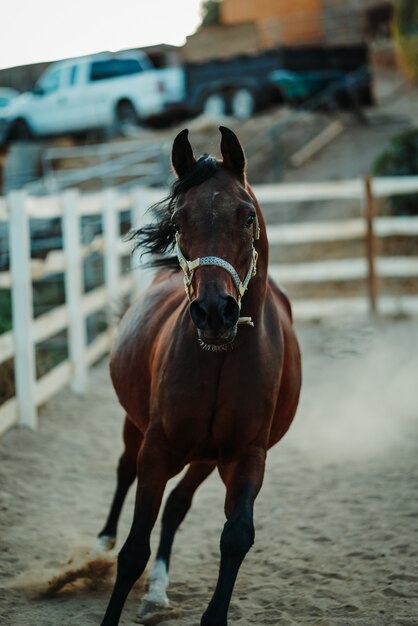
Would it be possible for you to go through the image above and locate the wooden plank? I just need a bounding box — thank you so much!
[116,193,134,211]
[32,305,69,344]
[0,398,18,437]
[0,330,14,364]
[254,180,364,203]
[35,360,72,407]
[76,192,104,216]
[290,121,344,168]
[267,219,365,245]
[375,216,418,237]
[82,286,107,316]
[270,257,418,284]
[8,191,38,429]
[379,295,418,316]
[377,257,418,277]
[28,235,105,282]
[30,250,66,279]
[270,258,368,283]
[267,216,418,246]
[292,295,418,321]
[25,194,63,218]
[0,272,12,289]
[293,297,370,320]
[373,176,418,198]
[254,178,418,203]
[85,331,112,366]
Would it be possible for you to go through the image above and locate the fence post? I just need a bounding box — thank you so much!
[8,190,37,428]
[131,187,154,296]
[364,176,378,314]
[103,188,120,328]
[62,189,87,395]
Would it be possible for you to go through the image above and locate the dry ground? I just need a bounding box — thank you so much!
[0,316,417,626]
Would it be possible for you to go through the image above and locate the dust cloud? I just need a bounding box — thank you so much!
[290,318,417,462]
[7,546,116,599]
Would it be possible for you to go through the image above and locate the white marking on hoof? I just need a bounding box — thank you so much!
[137,559,170,620]
[96,535,116,551]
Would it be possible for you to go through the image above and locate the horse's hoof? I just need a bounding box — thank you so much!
[136,599,172,625]
[96,534,116,551]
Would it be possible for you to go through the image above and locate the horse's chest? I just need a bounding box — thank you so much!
[155,361,273,460]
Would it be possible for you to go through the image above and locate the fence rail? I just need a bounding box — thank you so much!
[0,176,417,437]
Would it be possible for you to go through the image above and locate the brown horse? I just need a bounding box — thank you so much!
[98,126,302,626]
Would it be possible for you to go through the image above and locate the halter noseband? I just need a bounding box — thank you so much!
[175,216,260,327]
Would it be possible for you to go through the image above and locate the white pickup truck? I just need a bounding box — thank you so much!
[0,51,185,141]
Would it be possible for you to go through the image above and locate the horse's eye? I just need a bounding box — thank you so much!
[246,214,255,228]
[173,222,181,233]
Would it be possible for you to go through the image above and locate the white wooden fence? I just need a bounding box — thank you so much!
[0,176,418,437]
[0,186,156,436]
[257,176,418,319]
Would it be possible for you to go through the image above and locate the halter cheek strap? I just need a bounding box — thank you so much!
[174,218,259,326]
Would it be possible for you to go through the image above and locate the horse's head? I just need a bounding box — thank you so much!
[171,126,260,350]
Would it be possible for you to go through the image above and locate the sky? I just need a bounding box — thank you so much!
[0,0,203,70]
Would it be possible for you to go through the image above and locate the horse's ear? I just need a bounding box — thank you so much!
[171,129,196,179]
[219,126,246,181]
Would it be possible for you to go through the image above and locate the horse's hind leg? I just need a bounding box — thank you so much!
[97,416,143,551]
[138,461,215,617]
[100,428,179,626]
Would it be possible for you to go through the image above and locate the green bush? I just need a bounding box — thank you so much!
[373,128,418,215]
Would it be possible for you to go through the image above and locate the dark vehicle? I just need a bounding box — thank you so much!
[183,44,373,119]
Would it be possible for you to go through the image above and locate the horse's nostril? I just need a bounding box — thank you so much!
[190,300,207,329]
[222,296,240,327]
[190,296,239,331]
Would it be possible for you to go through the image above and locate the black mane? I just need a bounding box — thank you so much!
[128,155,220,270]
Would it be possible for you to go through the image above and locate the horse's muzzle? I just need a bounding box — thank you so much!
[190,295,240,346]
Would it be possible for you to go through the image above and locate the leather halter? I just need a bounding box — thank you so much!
[175,216,260,326]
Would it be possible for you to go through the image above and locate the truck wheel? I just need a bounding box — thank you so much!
[230,89,256,119]
[202,93,226,117]
[115,100,139,135]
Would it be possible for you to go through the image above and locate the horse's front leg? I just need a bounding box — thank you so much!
[201,446,266,626]
[138,461,216,619]
[100,428,179,626]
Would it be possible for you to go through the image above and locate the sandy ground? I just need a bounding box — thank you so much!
[0,316,417,626]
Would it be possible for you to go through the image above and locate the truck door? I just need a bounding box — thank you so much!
[30,65,86,134]
[30,67,67,134]
[56,63,96,132]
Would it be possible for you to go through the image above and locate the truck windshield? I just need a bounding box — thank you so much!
[89,59,143,82]
[38,69,62,95]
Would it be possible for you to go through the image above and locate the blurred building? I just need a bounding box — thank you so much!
[183,0,394,61]
[221,0,323,47]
